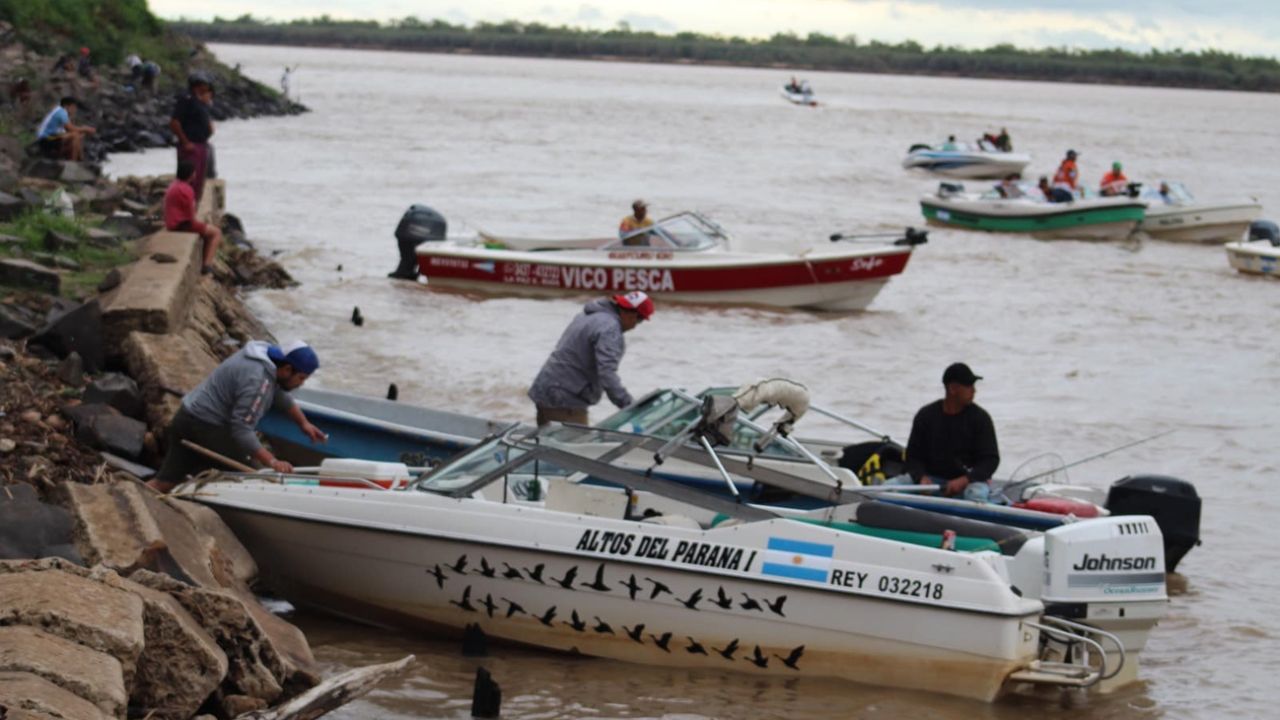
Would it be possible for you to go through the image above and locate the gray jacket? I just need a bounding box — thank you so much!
[528,299,633,410]
[182,340,295,455]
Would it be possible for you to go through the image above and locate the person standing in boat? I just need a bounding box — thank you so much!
[528,292,655,426]
[147,341,327,493]
[888,363,1000,502]
[619,199,655,245]
[1099,161,1129,197]
[1052,149,1080,197]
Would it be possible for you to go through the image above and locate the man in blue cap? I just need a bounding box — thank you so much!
[149,339,326,492]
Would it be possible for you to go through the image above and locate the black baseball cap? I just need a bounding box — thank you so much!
[942,362,982,386]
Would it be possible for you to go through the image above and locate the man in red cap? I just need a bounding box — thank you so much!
[528,291,654,425]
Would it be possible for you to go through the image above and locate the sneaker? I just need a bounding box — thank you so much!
[201,265,213,275]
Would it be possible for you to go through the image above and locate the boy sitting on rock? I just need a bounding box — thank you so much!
[164,160,222,275]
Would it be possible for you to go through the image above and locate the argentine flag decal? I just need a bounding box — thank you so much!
[761,537,834,583]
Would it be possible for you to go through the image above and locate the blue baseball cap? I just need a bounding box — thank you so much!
[268,341,319,375]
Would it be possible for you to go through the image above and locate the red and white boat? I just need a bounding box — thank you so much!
[406,211,924,312]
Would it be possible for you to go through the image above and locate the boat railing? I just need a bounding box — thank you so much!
[1010,616,1126,688]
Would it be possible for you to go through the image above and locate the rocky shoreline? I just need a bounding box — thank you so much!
[2,20,410,720]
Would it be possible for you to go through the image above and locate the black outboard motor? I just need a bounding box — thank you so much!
[1249,219,1279,246]
[389,205,447,279]
[1106,475,1201,573]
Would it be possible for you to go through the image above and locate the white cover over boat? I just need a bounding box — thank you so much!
[1137,182,1262,243]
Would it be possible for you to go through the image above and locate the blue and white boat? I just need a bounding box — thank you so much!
[902,142,1031,180]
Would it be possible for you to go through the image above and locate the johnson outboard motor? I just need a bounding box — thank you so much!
[389,205,447,279]
[1249,219,1279,246]
[1106,475,1201,573]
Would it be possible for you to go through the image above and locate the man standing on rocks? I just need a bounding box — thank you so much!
[164,159,222,275]
[528,291,654,426]
[169,72,215,202]
[148,340,327,493]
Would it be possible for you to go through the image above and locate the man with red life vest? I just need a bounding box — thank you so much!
[528,291,654,426]
[1052,149,1080,197]
[1099,161,1129,197]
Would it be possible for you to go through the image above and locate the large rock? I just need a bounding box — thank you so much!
[0,483,83,563]
[59,161,99,184]
[131,571,319,705]
[0,671,112,720]
[0,259,60,295]
[0,569,145,687]
[0,190,22,221]
[167,498,258,586]
[20,158,64,181]
[0,625,126,718]
[100,233,202,353]
[66,482,212,585]
[122,330,219,432]
[29,299,104,373]
[101,214,148,240]
[75,410,147,459]
[83,373,144,419]
[0,303,41,340]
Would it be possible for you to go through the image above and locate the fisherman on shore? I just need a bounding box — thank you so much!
[147,340,326,493]
[619,199,654,244]
[885,362,1000,501]
[170,72,215,202]
[528,292,654,426]
[35,96,95,161]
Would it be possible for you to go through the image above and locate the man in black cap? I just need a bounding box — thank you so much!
[898,362,1000,501]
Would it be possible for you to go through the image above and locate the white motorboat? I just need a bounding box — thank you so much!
[184,414,1168,701]
[1224,220,1280,277]
[396,210,925,312]
[920,184,1146,241]
[780,83,817,106]
[1137,182,1262,244]
[902,143,1031,180]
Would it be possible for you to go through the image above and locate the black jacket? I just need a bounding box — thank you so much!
[905,400,1000,483]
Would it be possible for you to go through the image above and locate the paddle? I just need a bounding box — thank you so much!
[830,228,929,246]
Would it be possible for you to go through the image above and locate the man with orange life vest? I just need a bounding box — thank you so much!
[619,199,655,246]
[1052,149,1080,197]
[1099,161,1129,197]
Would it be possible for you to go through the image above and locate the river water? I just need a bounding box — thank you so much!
[108,44,1280,719]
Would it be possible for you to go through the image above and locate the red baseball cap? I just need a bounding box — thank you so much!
[613,291,655,320]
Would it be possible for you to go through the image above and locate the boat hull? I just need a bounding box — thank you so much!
[195,484,1041,702]
[780,89,817,106]
[416,246,913,311]
[1225,240,1280,277]
[1139,202,1262,243]
[920,197,1145,241]
[902,151,1031,180]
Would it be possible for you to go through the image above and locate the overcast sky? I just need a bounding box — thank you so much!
[150,0,1280,57]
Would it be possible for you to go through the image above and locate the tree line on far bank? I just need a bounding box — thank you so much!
[172,14,1280,93]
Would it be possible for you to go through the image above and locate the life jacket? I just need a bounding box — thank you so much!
[1100,170,1128,196]
[1052,159,1078,190]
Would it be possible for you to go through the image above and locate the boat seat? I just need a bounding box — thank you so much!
[545,478,628,519]
[855,500,1029,555]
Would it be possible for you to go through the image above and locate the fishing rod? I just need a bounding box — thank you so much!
[1004,429,1176,489]
[830,227,929,246]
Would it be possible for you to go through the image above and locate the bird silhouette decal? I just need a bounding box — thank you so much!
[501,598,527,618]
[566,610,587,632]
[537,606,558,626]
[621,574,643,601]
[774,646,805,670]
[650,632,673,652]
[447,555,469,574]
[524,563,547,584]
[764,595,788,617]
[426,564,447,589]
[739,593,763,611]
[553,566,579,590]
[449,586,476,612]
[476,557,496,578]
[714,638,740,660]
[592,616,615,634]
[581,564,611,592]
[501,563,524,580]
[646,578,673,600]
[749,645,769,669]
[685,638,708,655]
[712,586,733,609]
[677,588,703,610]
[480,593,498,618]
[624,624,646,643]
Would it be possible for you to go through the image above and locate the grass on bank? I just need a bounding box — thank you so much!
[1,207,136,298]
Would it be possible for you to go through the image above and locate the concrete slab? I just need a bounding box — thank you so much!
[0,626,126,718]
[122,330,219,431]
[100,232,201,351]
[0,671,112,720]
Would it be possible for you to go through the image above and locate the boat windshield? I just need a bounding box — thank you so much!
[1140,181,1193,204]
[611,212,727,251]
[596,388,805,460]
[413,436,546,493]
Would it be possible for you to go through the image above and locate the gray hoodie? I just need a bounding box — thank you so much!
[182,340,295,455]
[528,298,633,410]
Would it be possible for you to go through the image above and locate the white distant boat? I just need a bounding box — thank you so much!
[1137,182,1262,244]
[1224,220,1280,276]
[780,82,817,106]
[902,143,1031,180]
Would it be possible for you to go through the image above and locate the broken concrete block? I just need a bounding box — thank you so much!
[0,625,126,718]
[0,671,112,720]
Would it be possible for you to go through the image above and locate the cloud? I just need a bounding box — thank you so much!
[618,13,678,33]
[574,4,605,23]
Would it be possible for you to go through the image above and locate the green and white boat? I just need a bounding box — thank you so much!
[920,185,1146,241]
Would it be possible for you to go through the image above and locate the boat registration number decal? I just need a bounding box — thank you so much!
[830,570,945,600]
[575,529,753,571]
